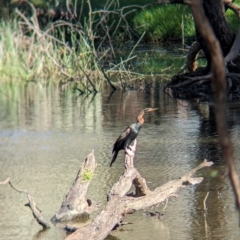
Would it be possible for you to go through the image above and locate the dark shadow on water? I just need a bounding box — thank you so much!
[32,228,51,240]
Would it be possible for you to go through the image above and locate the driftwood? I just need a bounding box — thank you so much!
[0,143,213,238]
[51,150,98,223]
[0,177,50,229]
[66,140,213,240]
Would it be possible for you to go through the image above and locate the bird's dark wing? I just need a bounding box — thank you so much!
[110,127,131,166]
[112,127,131,153]
[117,127,131,142]
[110,150,118,167]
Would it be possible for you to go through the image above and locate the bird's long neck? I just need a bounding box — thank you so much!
[137,111,145,125]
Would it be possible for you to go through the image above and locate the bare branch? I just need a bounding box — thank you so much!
[0,177,10,185]
[66,152,213,240]
[203,191,209,212]
[1,178,50,229]
[26,194,51,229]
[224,0,240,18]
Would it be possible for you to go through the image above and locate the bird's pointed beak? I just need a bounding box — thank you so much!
[147,108,158,112]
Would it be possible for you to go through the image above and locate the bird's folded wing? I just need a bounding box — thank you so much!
[117,127,131,141]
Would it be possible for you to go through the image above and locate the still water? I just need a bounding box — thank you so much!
[0,82,240,240]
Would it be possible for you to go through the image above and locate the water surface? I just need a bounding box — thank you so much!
[0,82,240,240]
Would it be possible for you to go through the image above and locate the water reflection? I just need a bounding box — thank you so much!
[0,82,240,240]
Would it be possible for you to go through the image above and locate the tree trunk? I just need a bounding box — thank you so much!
[165,0,240,97]
[197,0,235,69]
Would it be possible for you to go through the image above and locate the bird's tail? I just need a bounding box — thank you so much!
[110,151,118,167]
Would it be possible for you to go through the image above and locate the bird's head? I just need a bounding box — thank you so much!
[137,108,158,124]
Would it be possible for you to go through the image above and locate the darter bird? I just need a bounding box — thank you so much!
[110,108,158,167]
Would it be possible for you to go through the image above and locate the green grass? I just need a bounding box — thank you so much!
[1,3,239,85]
[0,17,103,86]
[137,53,185,75]
[133,5,195,42]
[133,4,240,42]
[0,20,56,81]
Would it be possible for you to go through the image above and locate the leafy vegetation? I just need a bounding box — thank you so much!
[0,1,239,86]
[226,8,239,33]
[0,7,104,89]
[133,5,195,42]
[133,4,240,42]
[81,169,93,181]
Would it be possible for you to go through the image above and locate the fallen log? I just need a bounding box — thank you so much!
[51,150,98,223]
[66,140,213,240]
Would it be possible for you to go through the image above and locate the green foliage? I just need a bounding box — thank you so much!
[225,8,239,33]
[133,4,240,42]
[81,169,93,181]
[2,1,240,84]
[134,49,185,75]
[133,5,195,42]
[0,16,102,85]
[0,21,29,80]
[210,170,218,178]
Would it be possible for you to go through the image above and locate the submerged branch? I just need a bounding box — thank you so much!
[1,177,50,229]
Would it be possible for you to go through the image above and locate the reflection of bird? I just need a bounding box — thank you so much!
[110,108,158,167]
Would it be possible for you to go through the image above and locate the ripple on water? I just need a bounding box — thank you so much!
[2,83,240,240]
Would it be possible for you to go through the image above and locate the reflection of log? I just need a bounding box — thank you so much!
[51,150,98,222]
[66,140,213,240]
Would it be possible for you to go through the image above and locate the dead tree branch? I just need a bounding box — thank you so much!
[0,178,50,229]
[51,150,98,223]
[0,177,10,185]
[66,140,213,240]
